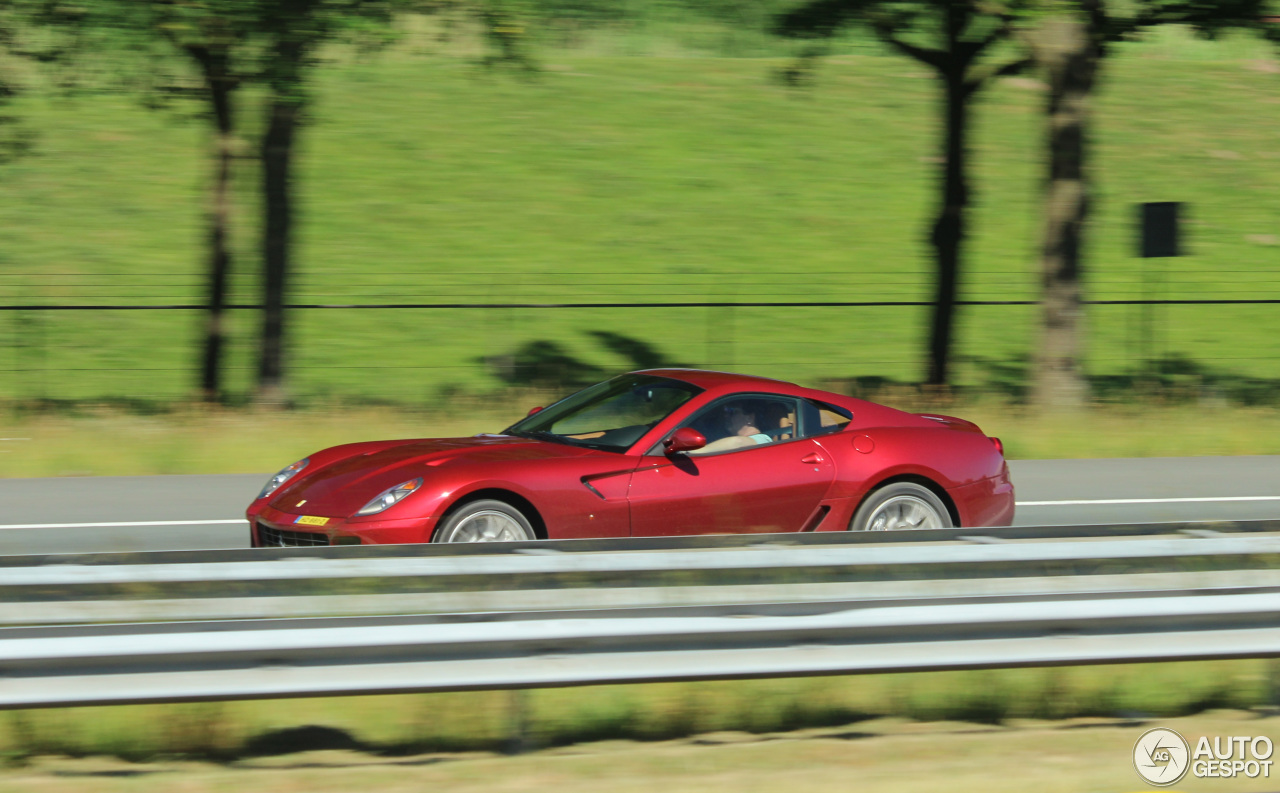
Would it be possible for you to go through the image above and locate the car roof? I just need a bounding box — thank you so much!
[633,368,919,427]
[636,368,802,392]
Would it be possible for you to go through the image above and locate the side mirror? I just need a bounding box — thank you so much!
[663,427,706,455]
[526,406,544,416]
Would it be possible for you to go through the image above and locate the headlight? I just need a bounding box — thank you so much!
[356,478,423,516]
[257,458,309,500]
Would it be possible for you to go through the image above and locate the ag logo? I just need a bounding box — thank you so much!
[1134,728,1190,786]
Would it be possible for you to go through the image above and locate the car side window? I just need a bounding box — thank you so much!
[670,394,802,456]
[797,399,853,438]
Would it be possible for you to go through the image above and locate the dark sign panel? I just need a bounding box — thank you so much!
[1140,202,1181,258]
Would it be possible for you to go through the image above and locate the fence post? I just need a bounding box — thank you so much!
[7,310,17,401]
[725,301,735,370]
[12,309,44,403]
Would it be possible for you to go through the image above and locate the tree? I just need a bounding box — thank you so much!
[0,3,95,167]
[254,0,559,404]
[144,3,262,404]
[1006,0,1275,409]
[37,1,497,406]
[253,0,399,406]
[1018,2,1102,409]
[19,1,265,403]
[20,2,413,405]
[775,1,1032,387]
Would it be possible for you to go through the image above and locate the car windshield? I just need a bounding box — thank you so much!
[504,374,702,453]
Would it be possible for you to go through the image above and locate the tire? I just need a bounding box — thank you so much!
[433,499,537,543]
[850,482,953,532]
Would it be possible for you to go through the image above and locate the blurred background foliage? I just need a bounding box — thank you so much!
[0,1,1276,410]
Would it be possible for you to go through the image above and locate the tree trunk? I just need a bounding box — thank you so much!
[255,0,320,407]
[257,94,299,406]
[928,70,968,387]
[924,3,977,389]
[198,51,236,404]
[1030,12,1098,409]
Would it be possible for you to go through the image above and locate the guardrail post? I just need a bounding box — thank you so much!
[505,689,532,755]
[1269,658,1280,711]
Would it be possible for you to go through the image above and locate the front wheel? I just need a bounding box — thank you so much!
[433,499,536,543]
[850,482,952,532]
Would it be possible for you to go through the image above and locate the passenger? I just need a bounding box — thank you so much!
[758,402,793,441]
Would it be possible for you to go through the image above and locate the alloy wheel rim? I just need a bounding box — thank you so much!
[445,510,530,542]
[865,495,943,531]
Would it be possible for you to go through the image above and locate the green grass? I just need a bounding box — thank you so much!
[3,713,1278,793]
[0,28,1278,407]
[0,660,1270,761]
[8,399,1280,477]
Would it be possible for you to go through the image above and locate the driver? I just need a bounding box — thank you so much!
[689,401,772,454]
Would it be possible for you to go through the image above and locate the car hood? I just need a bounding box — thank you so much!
[270,435,593,516]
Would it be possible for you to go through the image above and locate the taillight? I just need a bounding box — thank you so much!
[989,436,1004,455]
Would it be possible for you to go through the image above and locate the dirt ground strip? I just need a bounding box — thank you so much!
[1,712,1277,793]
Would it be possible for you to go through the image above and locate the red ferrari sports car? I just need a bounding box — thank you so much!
[247,369,1014,546]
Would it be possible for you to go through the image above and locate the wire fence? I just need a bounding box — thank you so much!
[3,292,1280,405]
[9,267,1280,304]
[4,260,1280,403]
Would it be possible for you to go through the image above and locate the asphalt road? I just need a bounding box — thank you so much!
[1,457,1278,554]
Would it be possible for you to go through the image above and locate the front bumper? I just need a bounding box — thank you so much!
[249,504,439,547]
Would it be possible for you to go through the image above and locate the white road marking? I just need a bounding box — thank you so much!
[1018,496,1280,507]
[0,519,248,531]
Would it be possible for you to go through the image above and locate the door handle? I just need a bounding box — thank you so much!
[800,452,824,465]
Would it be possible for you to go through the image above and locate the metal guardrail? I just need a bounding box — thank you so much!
[0,520,1277,708]
[3,520,1278,623]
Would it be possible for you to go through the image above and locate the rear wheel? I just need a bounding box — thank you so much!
[433,499,536,543]
[850,482,952,532]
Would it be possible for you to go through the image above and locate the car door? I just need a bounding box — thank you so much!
[627,395,836,536]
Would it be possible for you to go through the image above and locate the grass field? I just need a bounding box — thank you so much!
[0,661,1270,761]
[5,712,1280,793]
[0,663,1274,791]
[0,26,1278,407]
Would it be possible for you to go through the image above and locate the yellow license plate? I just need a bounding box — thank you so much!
[294,515,330,527]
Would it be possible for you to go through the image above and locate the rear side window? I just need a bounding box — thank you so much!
[799,400,852,438]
